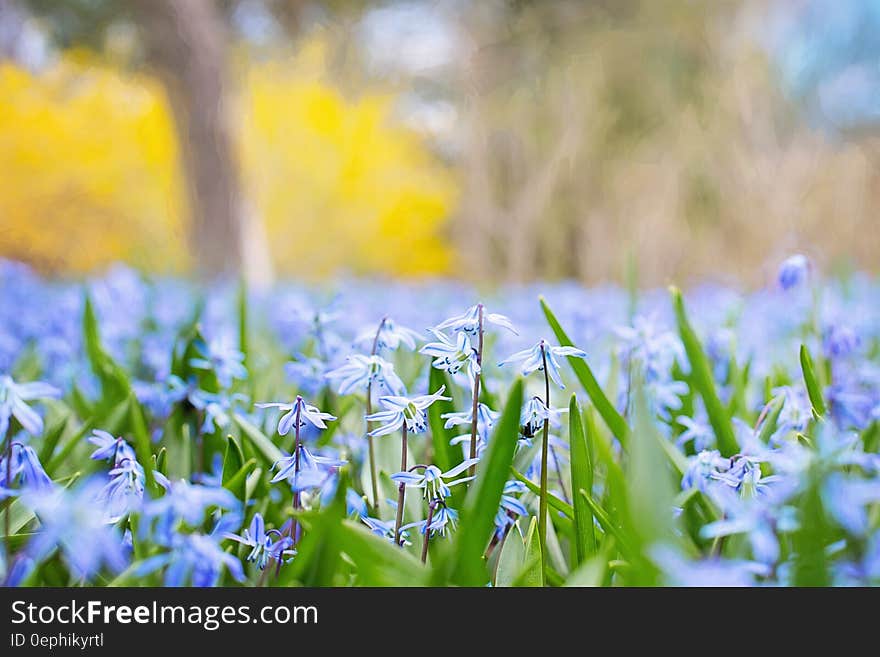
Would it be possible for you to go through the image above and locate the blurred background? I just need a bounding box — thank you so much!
[0,0,878,287]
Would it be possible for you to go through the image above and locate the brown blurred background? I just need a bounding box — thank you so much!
[0,0,877,286]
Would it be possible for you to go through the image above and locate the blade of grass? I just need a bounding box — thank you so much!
[569,394,596,565]
[670,287,738,457]
[445,379,524,586]
[540,297,629,444]
[799,344,827,418]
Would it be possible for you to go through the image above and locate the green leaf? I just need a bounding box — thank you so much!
[494,525,525,587]
[756,394,786,444]
[82,293,131,406]
[512,517,543,587]
[445,378,524,586]
[791,469,831,586]
[3,472,80,536]
[579,489,632,557]
[569,394,596,565]
[154,447,167,475]
[128,395,157,494]
[223,459,257,501]
[670,287,738,457]
[799,344,827,418]
[627,370,675,548]
[283,472,349,587]
[564,546,609,587]
[221,436,249,501]
[37,408,71,466]
[337,520,428,586]
[540,297,629,443]
[510,468,573,517]
[46,417,95,475]
[427,367,459,473]
[234,413,284,466]
[163,408,191,481]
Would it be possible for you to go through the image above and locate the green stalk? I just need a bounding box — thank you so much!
[365,317,387,511]
[421,498,440,564]
[393,424,408,546]
[538,343,550,584]
[291,400,303,545]
[468,304,484,479]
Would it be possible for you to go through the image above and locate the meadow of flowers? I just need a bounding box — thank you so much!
[0,255,878,587]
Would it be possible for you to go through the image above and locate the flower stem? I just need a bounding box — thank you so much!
[3,425,12,568]
[421,498,440,564]
[365,317,387,512]
[393,424,408,546]
[538,342,550,583]
[291,398,303,545]
[468,304,484,479]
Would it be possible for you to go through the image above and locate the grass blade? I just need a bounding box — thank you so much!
[427,367,459,473]
[799,344,827,418]
[446,378,524,586]
[540,297,629,443]
[670,287,738,456]
[569,394,596,565]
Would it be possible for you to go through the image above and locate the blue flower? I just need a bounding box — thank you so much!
[778,254,810,290]
[161,375,245,431]
[822,472,880,536]
[224,513,295,570]
[365,386,451,437]
[325,354,405,396]
[284,355,328,396]
[0,375,60,436]
[271,444,346,490]
[189,337,248,388]
[88,429,135,462]
[142,479,240,542]
[21,478,128,580]
[651,544,769,586]
[644,378,689,419]
[614,315,685,383]
[97,456,166,523]
[771,386,812,436]
[434,304,517,336]
[362,516,411,545]
[675,416,714,451]
[138,531,245,587]
[419,329,480,387]
[823,323,860,360]
[499,339,586,388]
[346,489,369,518]
[256,396,336,435]
[701,503,797,566]
[0,443,52,497]
[520,396,567,438]
[356,317,422,351]
[443,403,500,454]
[834,530,880,585]
[681,449,731,493]
[403,504,460,538]
[189,390,246,434]
[390,459,479,499]
[494,480,528,537]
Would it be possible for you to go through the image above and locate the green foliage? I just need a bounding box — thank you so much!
[670,287,738,456]
[540,297,630,443]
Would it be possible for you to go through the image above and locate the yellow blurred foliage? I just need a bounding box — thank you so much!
[0,42,456,277]
[238,40,455,277]
[0,52,187,273]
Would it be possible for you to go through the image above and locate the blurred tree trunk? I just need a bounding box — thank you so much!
[133,0,243,279]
